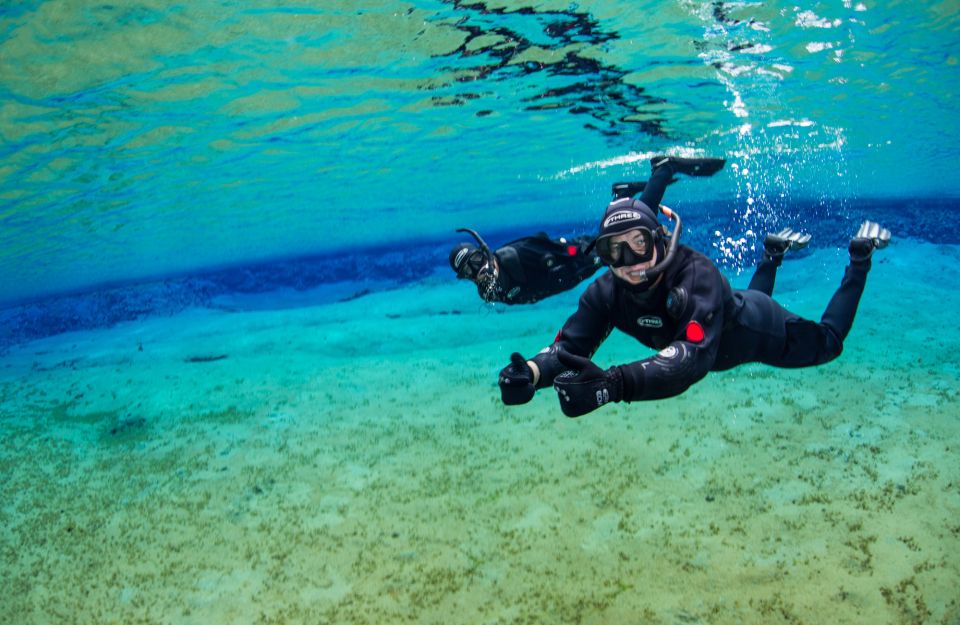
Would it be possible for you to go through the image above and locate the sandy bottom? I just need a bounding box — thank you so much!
[1,240,958,625]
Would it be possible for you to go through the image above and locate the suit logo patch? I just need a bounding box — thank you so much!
[603,210,643,229]
[637,315,663,328]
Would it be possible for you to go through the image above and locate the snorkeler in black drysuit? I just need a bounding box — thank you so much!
[449,228,603,305]
[497,155,891,417]
[450,156,726,305]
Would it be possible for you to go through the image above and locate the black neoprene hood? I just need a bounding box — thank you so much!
[586,197,662,256]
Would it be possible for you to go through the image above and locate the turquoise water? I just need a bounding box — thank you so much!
[2,2,960,624]
[2,0,959,305]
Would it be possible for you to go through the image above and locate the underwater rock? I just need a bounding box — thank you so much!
[184,354,229,363]
[109,416,147,436]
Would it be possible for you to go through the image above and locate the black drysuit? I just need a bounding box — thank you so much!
[534,245,871,401]
[478,234,603,304]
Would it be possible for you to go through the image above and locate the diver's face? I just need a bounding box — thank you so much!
[610,236,658,285]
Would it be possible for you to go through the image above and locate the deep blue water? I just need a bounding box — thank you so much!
[3,196,956,351]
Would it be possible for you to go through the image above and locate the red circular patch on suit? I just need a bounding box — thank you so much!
[567,245,578,256]
[685,320,705,343]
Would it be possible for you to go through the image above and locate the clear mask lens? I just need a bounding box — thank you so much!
[596,228,655,266]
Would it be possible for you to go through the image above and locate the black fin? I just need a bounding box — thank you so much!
[651,156,726,177]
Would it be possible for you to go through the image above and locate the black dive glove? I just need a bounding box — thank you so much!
[553,350,623,418]
[498,352,536,405]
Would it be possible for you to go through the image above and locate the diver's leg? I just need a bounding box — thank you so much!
[772,262,869,367]
[819,261,870,345]
[642,154,727,210]
[749,232,789,295]
[747,228,810,295]
[747,255,781,295]
[638,163,674,211]
[823,220,891,342]
[777,221,890,367]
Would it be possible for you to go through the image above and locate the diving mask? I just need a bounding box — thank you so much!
[586,199,683,285]
[595,227,656,267]
[453,227,496,284]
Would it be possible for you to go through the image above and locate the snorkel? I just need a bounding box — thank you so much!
[631,204,682,285]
